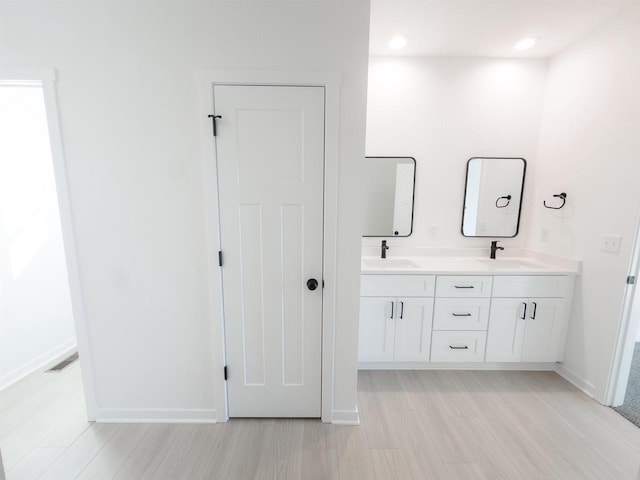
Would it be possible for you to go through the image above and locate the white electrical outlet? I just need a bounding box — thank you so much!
[429,224,438,239]
[601,234,622,253]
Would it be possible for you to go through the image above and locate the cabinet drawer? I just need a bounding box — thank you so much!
[492,276,568,298]
[433,298,490,331]
[361,275,435,297]
[430,331,487,362]
[435,276,492,298]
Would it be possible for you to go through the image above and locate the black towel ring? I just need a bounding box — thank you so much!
[544,192,567,210]
[495,195,512,208]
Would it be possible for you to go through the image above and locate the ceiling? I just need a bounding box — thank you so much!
[369,0,639,57]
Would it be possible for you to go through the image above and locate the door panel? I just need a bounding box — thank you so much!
[486,298,526,362]
[237,204,266,385]
[522,298,565,362]
[358,297,396,362]
[394,297,434,361]
[214,85,324,417]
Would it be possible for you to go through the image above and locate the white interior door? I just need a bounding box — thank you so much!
[214,85,324,417]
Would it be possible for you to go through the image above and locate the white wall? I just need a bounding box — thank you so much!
[0,1,370,421]
[365,57,548,249]
[0,85,76,389]
[528,5,640,401]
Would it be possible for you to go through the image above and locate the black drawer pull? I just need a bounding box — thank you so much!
[449,345,469,350]
[452,313,472,317]
[454,285,475,289]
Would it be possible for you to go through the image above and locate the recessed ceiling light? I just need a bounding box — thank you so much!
[514,37,538,51]
[389,35,407,50]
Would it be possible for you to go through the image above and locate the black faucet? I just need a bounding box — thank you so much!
[381,240,390,259]
[490,241,504,259]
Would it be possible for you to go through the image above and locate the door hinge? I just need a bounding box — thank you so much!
[627,276,636,285]
[207,114,222,137]
[224,366,228,381]
[218,251,223,267]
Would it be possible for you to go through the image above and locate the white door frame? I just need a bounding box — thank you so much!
[605,211,640,406]
[197,70,341,423]
[0,68,98,419]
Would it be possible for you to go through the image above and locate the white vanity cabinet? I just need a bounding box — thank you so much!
[359,270,575,368]
[359,275,435,362]
[485,276,571,363]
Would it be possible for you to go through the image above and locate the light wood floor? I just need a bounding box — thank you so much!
[2,362,640,479]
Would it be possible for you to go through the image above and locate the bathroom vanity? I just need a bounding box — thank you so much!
[358,253,580,369]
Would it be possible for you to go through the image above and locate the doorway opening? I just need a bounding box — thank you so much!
[0,79,79,390]
[607,213,640,427]
[0,71,94,474]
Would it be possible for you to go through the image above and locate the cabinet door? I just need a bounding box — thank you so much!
[359,297,396,362]
[522,298,566,362]
[486,298,527,362]
[394,297,434,361]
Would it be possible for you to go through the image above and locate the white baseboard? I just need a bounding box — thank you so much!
[332,408,360,425]
[554,364,596,398]
[95,408,218,423]
[0,340,77,391]
[358,361,557,371]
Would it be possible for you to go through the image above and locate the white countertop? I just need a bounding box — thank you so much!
[361,250,581,275]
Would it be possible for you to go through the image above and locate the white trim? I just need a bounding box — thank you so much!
[0,340,76,391]
[604,211,640,406]
[555,364,596,398]
[196,69,341,424]
[358,362,558,371]
[332,408,360,425]
[0,68,99,420]
[42,74,99,421]
[95,408,217,423]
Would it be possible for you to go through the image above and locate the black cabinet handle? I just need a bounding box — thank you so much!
[454,285,475,289]
[306,278,318,291]
[449,345,469,350]
[390,301,394,319]
[531,302,537,319]
[400,301,404,319]
[452,313,472,317]
[521,302,527,320]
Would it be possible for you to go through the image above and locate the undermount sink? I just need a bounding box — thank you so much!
[363,258,420,269]
[475,258,544,269]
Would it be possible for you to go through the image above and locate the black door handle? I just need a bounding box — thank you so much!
[307,278,319,291]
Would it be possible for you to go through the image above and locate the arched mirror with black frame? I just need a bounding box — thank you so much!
[461,157,526,238]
